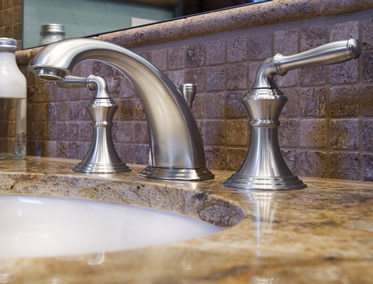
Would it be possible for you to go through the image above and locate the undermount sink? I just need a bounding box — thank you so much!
[0,195,222,259]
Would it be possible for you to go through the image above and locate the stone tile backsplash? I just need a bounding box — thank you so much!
[0,0,22,48]
[23,8,373,181]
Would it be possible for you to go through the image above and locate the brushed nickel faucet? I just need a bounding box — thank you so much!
[224,39,361,191]
[28,38,214,181]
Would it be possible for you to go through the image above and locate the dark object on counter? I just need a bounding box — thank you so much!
[184,0,258,15]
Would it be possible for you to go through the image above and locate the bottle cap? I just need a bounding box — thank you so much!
[0,38,17,52]
[40,24,65,35]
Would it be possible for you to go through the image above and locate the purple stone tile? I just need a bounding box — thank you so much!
[279,119,299,147]
[281,149,297,174]
[274,30,298,56]
[151,48,168,71]
[56,122,68,141]
[135,144,149,165]
[57,141,68,158]
[362,120,373,151]
[116,143,136,164]
[329,119,359,150]
[46,121,57,140]
[68,102,80,121]
[227,37,247,63]
[274,69,298,88]
[225,91,248,119]
[206,40,226,66]
[329,60,358,85]
[134,121,149,144]
[226,119,248,146]
[297,150,328,178]
[300,66,326,86]
[56,103,69,121]
[205,146,226,170]
[167,70,185,89]
[360,85,373,117]
[248,33,272,60]
[67,122,79,141]
[203,93,225,119]
[68,141,81,159]
[112,121,134,143]
[206,66,225,92]
[362,49,373,83]
[226,148,247,171]
[329,86,359,117]
[299,87,327,117]
[362,154,373,181]
[186,43,206,68]
[329,21,358,41]
[300,25,328,52]
[299,119,327,148]
[248,61,262,87]
[202,120,225,145]
[225,63,248,90]
[168,46,185,70]
[79,101,91,121]
[190,92,203,119]
[329,152,360,180]
[281,88,298,117]
[78,122,92,142]
[184,68,205,92]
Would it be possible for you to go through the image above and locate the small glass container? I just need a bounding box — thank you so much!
[0,38,27,160]
[40,24,65,45]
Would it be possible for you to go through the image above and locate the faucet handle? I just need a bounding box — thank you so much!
[253,39,361,89]
[180,83,197,109]
[274,38,361,75]
[56,74,130,174]
[56,75,110,99]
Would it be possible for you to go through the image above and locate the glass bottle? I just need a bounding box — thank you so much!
[0,38,27,160]
[40,24,65,46]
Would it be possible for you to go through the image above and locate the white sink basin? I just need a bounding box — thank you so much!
[0,195,221,259]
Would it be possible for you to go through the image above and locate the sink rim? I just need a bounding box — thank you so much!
[0,193,225,259]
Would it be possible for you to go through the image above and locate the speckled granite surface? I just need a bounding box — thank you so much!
[0,157,372,283]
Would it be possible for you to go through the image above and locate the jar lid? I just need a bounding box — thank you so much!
[40,24,65,35]
[0,37,17,51]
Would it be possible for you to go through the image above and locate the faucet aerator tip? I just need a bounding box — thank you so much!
[34,67,66,81]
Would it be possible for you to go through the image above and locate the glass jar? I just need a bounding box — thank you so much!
[40,24,65,45]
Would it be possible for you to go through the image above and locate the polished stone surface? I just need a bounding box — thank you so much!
[0,157,372,283]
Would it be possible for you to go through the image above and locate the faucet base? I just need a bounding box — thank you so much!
[224,174,306,191]
[73,162,131,174]
[140,166,214,181]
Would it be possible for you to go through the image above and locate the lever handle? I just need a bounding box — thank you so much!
[275,39,361,75]
[56,75,109,99]
[253,39,361,89]
[56,75,90,88]
[180,83,197,109]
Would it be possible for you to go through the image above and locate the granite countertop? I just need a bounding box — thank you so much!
[0,157,372,283]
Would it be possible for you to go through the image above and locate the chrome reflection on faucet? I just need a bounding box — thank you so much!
[28,38,214,181]
[225,39,361,190]
[57,75,130,173]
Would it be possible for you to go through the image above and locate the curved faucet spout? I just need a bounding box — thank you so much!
[29,38,214,181]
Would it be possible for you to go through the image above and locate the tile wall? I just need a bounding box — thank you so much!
[0,0,22,48]
[20,8,373,181]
